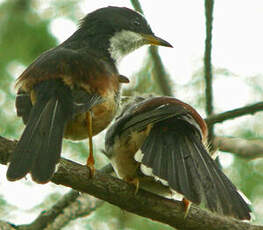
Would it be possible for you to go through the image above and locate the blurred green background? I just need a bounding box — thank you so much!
[0,0,263,229]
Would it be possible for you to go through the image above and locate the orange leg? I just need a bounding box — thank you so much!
[182,198,191,219]
[86,111,95,176]
[124,177,140,195]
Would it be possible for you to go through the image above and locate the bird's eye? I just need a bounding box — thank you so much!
[132,19,140,26]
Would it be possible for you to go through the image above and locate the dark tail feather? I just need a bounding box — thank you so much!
[141,121,200,203]
[191,138,251,219]
[7,80,73,183]
[16,88,33,124]
[140,119,251,220]
[30,97,69,183]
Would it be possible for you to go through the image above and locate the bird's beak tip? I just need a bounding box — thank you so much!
[142,34,173,48]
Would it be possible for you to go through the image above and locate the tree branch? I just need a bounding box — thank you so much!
[40,165,110,230]
[1,162,111,230]
[214,136,263,159]
[204,0,215,141]
[204,0,214,117]
[130,0,143,13]
[44,194,103,230]
[0,136,262,230]
[205,102,263,126]
[17,190,80,230]
[130,0,173,96]
[0,136,16,164]
[149,46,173,96]
[0,221,16,230]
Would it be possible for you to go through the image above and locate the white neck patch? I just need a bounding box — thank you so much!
[108,30,146,63]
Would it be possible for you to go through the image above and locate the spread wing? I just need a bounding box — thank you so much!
[106,99,189,147]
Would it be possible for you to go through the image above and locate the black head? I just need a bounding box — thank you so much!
[79,6,173,62]
[81,7,152,35]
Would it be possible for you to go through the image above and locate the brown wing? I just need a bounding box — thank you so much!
[106,96,206,143]
[17,47,119,95]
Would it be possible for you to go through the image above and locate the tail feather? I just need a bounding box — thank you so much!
[194,139,251,219]
[30,97,67,183]
[173,139,196,201]
[15,88,33,124]
[7,80,73,183]
[139,118,251,219]
[141,131,158,167]
[141,123,200,203]
[156,143,168,180]
[186,136,221,211]
[7,97,52,180]
[167,133,200,203]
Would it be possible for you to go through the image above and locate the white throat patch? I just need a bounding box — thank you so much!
[108,30,146,63]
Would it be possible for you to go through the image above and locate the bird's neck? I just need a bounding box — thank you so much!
[61,29,146,65]
[61,29,115,63]
[108,30,146,64]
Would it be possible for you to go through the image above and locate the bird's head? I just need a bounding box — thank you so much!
[80,6,173,62]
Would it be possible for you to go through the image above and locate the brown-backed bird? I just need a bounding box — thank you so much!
[105,96,251,220]
[6,6,172,183]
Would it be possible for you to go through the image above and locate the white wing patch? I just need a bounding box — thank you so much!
[170,190,184,201]
[134,149,143,162]
[140,164,153,177]
[141,163,169,186]
[134,149,170,187]
[133,145,187,201]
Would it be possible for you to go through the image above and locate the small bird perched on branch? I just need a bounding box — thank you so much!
[105,96,252,220]
[6,6,172,184]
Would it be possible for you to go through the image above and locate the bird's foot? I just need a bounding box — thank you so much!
[125,177,140,195]
[87,155,95,177]
[182,198,191,219]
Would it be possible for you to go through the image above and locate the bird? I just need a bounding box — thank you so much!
[104,96,252,220]
[6,6,173,184]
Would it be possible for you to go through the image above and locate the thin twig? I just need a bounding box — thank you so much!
[130,0,173,96]
[149,46,173,96]
[16,165,111,230]
[44,194,104,230]
[130,0,143,13]
[204,0,215,137]
[214,136,263,160]
[18,190,80,230]
[205,102,263,126]
[0,221,16,230]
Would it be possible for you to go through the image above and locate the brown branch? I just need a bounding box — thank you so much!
[214,136,263,159]
[6,164,111,230]
[149,46,173,96]
[17,190,80,230]
[44,194,103,230]
[0,221,16,230]
[205,102,263,126]
[42,165,109,230]
[130,0,173,96]
[130,0,143,13]
[204,0,214,116]
[0,136,262,230]
[46,159,263,230]
[0,136,16,164]
[0,136,107,230]
[204,0,215,138]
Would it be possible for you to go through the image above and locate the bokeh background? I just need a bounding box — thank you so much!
[0,0,263,229]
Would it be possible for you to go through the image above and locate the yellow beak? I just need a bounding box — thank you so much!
[142,34,173,48]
